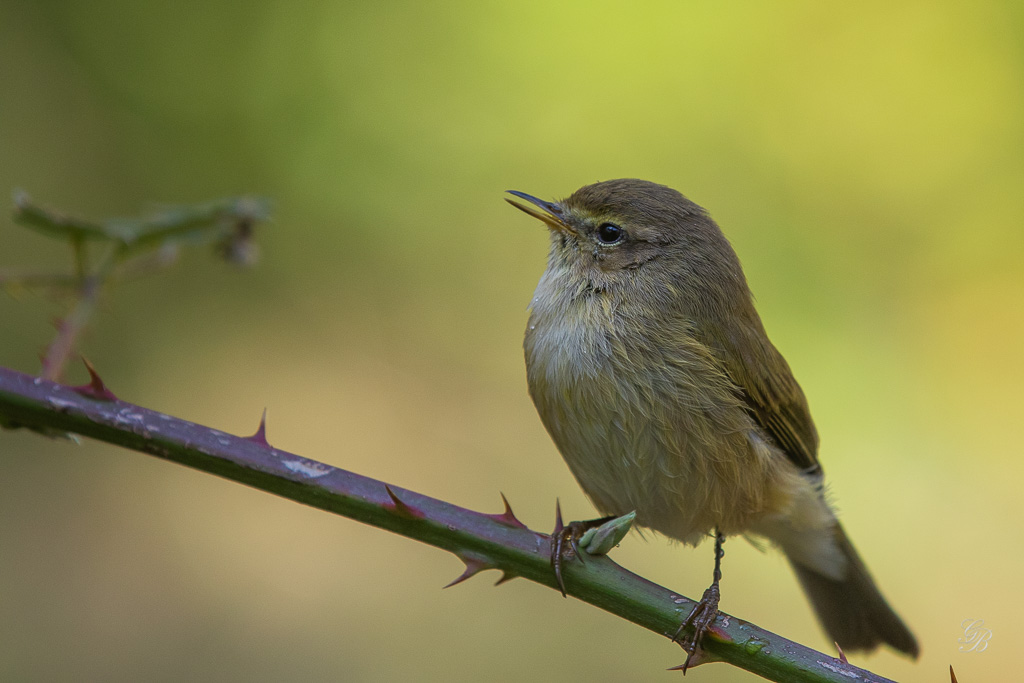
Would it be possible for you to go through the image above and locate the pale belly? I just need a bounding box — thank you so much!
[524,311,821,546]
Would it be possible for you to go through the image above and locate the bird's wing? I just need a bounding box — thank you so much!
[722,326,822,475]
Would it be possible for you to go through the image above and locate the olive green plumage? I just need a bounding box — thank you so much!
[510,179,917,657]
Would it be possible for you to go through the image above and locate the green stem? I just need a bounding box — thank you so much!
[38,276,100,381]
[72,234,87,282]
[39,246,119,381]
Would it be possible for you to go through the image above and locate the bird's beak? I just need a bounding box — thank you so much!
[505,191,577,236]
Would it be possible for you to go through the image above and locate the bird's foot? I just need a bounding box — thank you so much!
[670,581,721,672]
[670,529,726,673]
[549,502,634,597]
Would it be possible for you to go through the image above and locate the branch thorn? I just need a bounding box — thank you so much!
[384,485,425,519]
[494,570,518,586]
[245,408,270,445]
[485,492,527,529]
[667,649,705,672]
[553,498,564,537]
[71,358,118,401]
[443,554,491,589]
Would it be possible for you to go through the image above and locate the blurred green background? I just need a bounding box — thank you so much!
[1,1,1021,681]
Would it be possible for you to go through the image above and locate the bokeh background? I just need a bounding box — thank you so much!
[1,1,1021,681]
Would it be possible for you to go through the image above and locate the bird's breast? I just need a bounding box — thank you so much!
[524,276,807,544]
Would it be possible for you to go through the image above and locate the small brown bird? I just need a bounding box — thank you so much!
[507,179,918,663]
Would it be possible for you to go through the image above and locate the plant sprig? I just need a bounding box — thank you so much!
[2,192,270,380]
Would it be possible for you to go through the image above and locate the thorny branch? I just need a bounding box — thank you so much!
[0,365,899,683]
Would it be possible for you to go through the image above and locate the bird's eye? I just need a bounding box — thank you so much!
[596,223,624,244]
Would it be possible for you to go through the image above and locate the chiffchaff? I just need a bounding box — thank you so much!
[507,179,917,661]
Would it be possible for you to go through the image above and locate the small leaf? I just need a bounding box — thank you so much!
[579,511,635,556]
[12,191,107,241]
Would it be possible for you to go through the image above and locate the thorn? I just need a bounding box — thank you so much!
[835,642,847,664]
[553,498,564,537]
[950,665,958,683]
[443,554,491,589]
[485,492,528,529]
[667,648,706,673]
[667,639,720,673]
[71,358,118,401]
[384,485,425,519]
[245,408,270,445]
[494,571,518,586]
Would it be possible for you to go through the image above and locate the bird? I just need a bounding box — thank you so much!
[506,178,918,665]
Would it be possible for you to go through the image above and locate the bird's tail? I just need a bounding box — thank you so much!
[786,523,919,658]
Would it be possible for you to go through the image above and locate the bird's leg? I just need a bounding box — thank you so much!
[672,529,726,672]
[549,500,617,597]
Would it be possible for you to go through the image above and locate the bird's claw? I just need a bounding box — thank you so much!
[671,582,721,673]
[549,502,618,597]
